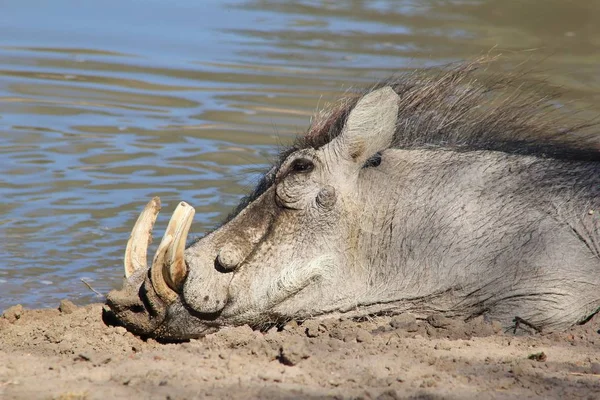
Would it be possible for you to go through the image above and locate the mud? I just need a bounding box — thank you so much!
[1,302,599,399]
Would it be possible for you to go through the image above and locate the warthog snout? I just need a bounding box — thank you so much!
[106,190,278,337]
[105,198,196,336]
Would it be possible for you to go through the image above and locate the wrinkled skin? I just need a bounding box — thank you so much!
[106,75,600,341]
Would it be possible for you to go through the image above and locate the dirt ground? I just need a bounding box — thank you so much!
[1,301,599,400]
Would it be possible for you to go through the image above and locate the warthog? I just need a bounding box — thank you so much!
[105,60,600,340]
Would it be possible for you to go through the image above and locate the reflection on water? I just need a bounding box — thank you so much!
[1,0,599,310]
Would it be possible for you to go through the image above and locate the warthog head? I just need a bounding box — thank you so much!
[106,87,403,339]
[106,60,600,340]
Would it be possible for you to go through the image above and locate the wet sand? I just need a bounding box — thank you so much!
[1,302,599,399]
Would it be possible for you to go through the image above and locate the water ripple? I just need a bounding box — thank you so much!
[0,0,599,310]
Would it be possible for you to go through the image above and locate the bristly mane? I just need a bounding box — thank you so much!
[222,57,599,224]
[301,57,599,159]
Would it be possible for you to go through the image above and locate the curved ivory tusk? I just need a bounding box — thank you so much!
[124,197,161,278]
[164,202,195,292]
[151,234,177,303]
[150,201,195,303]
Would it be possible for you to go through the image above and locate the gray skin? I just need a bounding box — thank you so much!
[105,72,600,341]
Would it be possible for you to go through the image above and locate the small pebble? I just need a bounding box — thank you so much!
[115,326,128,335]
[278,338,310,366]
[527,351,547,362]
[356,328,372,343]
[59,299,77,314]
[426,314,452,329]
[283,320,300,333]
[390,314,418,332]
[304,320,320,338]
[2,304,23,323]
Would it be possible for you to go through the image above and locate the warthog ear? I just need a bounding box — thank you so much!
[331,86,399,166]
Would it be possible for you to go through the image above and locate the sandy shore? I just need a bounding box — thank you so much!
[1,301,599,399]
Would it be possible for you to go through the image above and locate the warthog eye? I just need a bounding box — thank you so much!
[290,158,314,174]
[363,152,382,168]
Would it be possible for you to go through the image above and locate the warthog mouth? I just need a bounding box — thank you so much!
[104,197,213,339]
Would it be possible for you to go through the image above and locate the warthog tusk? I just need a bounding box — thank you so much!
[151,201,195,303]
[151,233,176,303]
[124,197,161,278]
[164,202,195,291]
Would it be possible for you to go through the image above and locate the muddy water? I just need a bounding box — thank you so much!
[1,0,599,310]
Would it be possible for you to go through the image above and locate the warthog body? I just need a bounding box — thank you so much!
[106,61,600,340]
